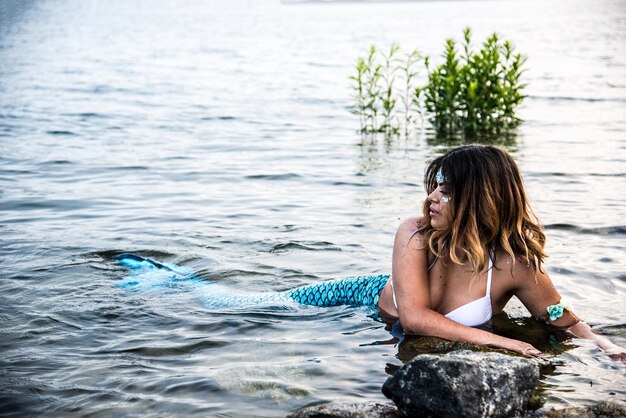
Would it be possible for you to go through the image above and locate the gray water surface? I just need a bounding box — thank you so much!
[1,0,625,416]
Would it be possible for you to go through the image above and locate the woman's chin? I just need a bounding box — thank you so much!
[430,218,447,230]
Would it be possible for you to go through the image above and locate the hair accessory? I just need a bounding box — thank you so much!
[546,301,569,321]
[436,169,447,184]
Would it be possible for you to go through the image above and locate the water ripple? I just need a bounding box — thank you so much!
[269,241,342,253]
[545,224,626,235]
[100,339,230,357]
[245,173,303,180]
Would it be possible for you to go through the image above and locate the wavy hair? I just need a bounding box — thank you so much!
[417,145,547,276]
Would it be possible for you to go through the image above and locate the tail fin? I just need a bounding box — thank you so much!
[114,253,175,271]
[113,253,289,307]
[114,253,194,290]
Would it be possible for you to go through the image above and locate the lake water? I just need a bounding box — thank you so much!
[1,0,625,416]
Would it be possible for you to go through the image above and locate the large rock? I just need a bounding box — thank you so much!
[287,401,400,418]
[396,335,506,363]
[382,350,540,418]
[538,401,626,418]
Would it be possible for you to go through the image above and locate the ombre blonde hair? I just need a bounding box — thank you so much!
[417,145,547,276]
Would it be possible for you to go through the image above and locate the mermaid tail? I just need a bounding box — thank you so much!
[114,253,389,308]
[285,275,389,307]
[114,253,178,272]
[113,253,199,291]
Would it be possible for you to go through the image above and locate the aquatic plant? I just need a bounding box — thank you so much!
[425,28,527,135]
[349,28,527,140]
[350,56,368,132]
[400,49,424,137]
[423,39,463,133]
[349,46,382,135]
[350,44,421,138]
[378,44,401,137]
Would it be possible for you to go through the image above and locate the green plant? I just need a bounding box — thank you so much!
[400,49,424,137]
[350,44,419,138]
[349,45,382,135]
[349,28,527,140]
[423,38,463,133]
[349,56,368,132]
[424,27,527,136]
[378,44,401,137]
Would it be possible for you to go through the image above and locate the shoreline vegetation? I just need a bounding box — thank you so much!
[349,27,527,142]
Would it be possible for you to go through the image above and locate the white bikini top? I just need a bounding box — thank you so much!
[390,249,494,327]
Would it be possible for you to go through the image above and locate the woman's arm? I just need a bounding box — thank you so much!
[513,261,626,360]
[568,322,625,360]
[391,218,543,357]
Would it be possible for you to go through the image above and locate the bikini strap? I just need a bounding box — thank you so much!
[390,279,398,309]
[486,246,495,297]
[427,255,439,271]
[428,242,444,271]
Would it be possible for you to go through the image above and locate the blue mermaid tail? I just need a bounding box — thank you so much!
[286,275,388,307]
[114,253,389,308]
[113,253,198,290]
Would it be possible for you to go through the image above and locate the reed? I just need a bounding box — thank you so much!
[378,44,401,138]
[349,46,382,135]
[350,45,421,138]
[349,28,527,140]
[400,49,424,137]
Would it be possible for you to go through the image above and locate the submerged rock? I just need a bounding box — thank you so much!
[287,401,400,418]
[382,350,539,418]
[537,401,626,418]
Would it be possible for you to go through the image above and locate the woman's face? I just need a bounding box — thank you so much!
[427,183,452,229]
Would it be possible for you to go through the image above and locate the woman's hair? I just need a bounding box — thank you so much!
[417,144,547,275]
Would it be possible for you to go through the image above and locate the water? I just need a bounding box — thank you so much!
[1,0,625,416]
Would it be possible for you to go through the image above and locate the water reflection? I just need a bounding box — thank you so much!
[424,126,520,150]
[355,126,520,176]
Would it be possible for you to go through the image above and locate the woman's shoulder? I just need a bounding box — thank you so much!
[396,216,424,234]
[493,248,537,282]
[398,215,423,228]
[394,216,428,251]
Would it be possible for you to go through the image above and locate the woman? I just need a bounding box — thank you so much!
[115,144,624,359]
[376,144,624,359]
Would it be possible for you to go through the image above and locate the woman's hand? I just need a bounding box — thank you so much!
[567,321,626,361]
[595,341,626,361]
[605,346,626,361]
[500,338,546,358]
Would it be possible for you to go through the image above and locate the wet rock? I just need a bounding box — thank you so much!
[401,335,487,353]
[537,401,626,418]
[397,335,504,362]
[382,350,539,418]
[287,401,400,418]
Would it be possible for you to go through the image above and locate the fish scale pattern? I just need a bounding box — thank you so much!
[286,274,390,307]
[115,253,390,308]
[199,290,291,308]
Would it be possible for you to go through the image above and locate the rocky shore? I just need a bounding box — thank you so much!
[288,341,625,418]
[382,350,538,418]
